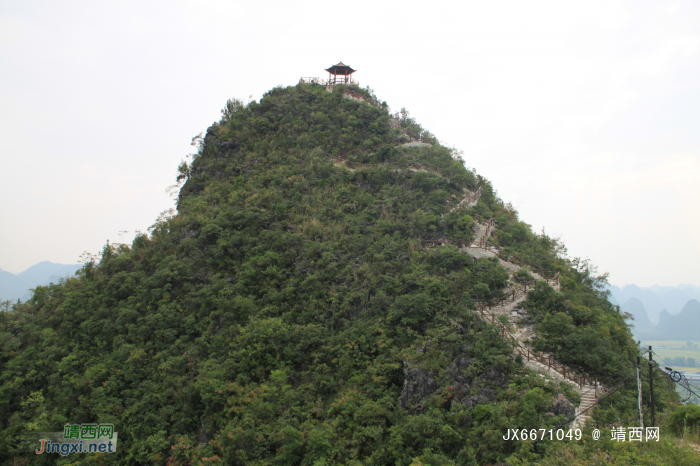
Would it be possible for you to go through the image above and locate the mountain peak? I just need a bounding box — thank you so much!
[0,83,667,464]
[680,299,700,315]
[0,261,81,301]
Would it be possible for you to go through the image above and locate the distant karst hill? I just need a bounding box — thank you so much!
[638,299,700,341]
[608,283,700,321]
[620,297,652,329]
[0,261,80,302]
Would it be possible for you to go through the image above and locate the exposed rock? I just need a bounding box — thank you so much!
[198,414,212,444]
[399,361,438,409]
[343,94,369,104]
[478,365,508,386]
[399,361,438,410]
[459,388,497,408]
[179,227,199,240]
[400,355,507,411]
[551,395,575,417]
[446,356,472,404]
[448,356,471,384]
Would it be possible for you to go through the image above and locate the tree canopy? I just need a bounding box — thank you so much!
[0,83,682,465]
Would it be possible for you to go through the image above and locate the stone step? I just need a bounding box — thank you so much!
[464,217,598,426]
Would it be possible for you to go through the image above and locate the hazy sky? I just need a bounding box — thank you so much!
[1,0,698,287]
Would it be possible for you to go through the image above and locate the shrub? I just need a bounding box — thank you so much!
[667,404,700,436]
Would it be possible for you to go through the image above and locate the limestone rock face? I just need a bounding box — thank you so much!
[400,354,508,410]
[447,356,473,405]
[448,356,472,384]
[479,366,507,386]
[459,388,497,409]
[551,395,575,418]
[399,361,438,410]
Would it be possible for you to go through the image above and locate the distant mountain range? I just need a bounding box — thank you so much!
[619,297,653,329]
[607,284,700,323]
[0,262,81,302]
[630,299,700,341]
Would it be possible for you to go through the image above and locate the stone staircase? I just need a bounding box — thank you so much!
[456,212,602,428]
[449,186,482,212]
[574,386,599,429]
[330,156,605,426]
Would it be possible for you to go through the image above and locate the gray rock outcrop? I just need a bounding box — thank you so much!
[550,395,575,418]
[399,361,438,410]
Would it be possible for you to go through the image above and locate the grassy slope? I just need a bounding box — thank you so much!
[0,84,688,465]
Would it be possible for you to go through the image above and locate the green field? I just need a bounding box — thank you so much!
[641,340,700,373]
[640,341,700,405]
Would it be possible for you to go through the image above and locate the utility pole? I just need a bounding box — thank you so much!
[637,355,644,428]
[648,346,655,427]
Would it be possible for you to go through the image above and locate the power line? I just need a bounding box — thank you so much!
[662,367,700,403]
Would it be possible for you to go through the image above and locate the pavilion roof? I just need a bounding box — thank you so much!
[325,62,356,75]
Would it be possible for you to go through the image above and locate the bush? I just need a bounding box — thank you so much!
[667,405,700,436]
[513,267,534,284]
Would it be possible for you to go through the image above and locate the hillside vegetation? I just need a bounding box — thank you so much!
[0,84,688,465]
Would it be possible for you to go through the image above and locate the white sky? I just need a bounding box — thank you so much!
[1,0,698,287]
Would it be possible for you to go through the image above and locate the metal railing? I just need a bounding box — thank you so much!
[299,77,325,84]
[473,296,596,390]
[448,186,482,213]
[465,185,482,205]
[327,76,355,85]
[299,77,357,86]
[441,205,605,404]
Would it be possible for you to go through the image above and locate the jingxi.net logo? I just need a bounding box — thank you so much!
[33,424,118,456]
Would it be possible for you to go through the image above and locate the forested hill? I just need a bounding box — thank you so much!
[0,84,677,465]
